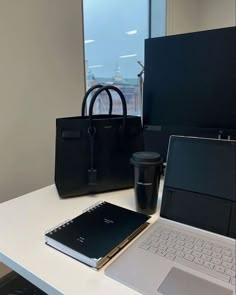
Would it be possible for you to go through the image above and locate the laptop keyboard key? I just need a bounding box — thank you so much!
[204,261,214,269]
[212,252,222,259]
[156,250,166,257]
[202,254,211,261]
[176,240,185,246]
[165,253,175,261]
[185,242,194,249]
[222,261,233,270]
[195,240,203,247]
[166,248,176,254]
[214,265,225,274]
[185,254,194,261]
[225,269,236,277]
[193,246,203,252]
[212,258,221,265]
[148,247,157,253]
[152,232,161,238]
[139,243,150,250]
[176,250,185,258]
[170,232,178,238]
[203,249,212,256]
[186,236,195,243]
[203,244,212,250]
[183,248,192,255]
[213,247,222,254]
[159,245,167,251]
[194,258,204,265]
[150,235,158,242]
[159,240,167,246]
[151,241,159,247]
[192,251,202,258]
[223,256,233,263]
[222,249,232,257]
[175,245,184,251]
[166,241,175,248]
[143,239,151,245]
[179,234,187,241]
[160,234,169,240]
[168,237,177,242]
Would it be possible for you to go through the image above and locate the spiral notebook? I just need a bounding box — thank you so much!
[45,201,150,269]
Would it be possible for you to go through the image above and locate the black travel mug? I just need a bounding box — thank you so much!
[130,151,163,215]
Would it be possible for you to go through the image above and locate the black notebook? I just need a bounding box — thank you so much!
[45,201,150,269]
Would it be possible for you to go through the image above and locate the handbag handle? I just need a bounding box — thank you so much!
[87,85,127,186]
[88,85,127,132]
[81,84,113,117]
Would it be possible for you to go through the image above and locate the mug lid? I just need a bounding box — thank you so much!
[130,151,162,166]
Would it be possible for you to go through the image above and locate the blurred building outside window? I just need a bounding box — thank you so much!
[83,0,149,116]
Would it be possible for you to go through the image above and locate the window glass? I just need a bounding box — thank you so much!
[83,0,148,115]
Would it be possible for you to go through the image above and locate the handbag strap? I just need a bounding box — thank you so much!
[87,85,128,186]
[88,85,127,131]
[81,84,113,117]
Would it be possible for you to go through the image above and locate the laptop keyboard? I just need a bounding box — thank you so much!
[138,225,236,286]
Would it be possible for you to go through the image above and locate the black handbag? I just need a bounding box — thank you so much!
[54,85,144,198]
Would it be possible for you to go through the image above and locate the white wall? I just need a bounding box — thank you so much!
[0,0,85,204]
[166,0,200,35]
[198,0,235,31]
[166,0,236,35]
[0,0,85,278]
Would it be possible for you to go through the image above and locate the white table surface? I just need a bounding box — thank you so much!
[0,183,163,295]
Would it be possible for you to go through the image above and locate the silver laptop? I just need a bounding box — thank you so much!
[105,136,236,295]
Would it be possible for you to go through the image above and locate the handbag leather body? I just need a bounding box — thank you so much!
[54,85,144,198]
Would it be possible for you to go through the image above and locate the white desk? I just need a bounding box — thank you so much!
[0,184,162,295]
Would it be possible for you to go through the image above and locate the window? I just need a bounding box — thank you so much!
[83,0,148,115]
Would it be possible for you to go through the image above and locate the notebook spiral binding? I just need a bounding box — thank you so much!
[45,219,73,235]
[45,201,106,235]
[83,200,106,213]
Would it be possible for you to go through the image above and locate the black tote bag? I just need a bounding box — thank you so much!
[55,85,144,198]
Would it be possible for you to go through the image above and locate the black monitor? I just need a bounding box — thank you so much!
[143,26,236,159]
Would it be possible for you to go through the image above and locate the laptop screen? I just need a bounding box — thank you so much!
[160,136,236,239]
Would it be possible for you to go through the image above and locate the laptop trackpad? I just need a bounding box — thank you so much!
[158,267,232,295]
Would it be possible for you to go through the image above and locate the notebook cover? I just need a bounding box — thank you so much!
[45,201,150,267]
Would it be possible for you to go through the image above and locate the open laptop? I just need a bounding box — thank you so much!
[105,136,236,295]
